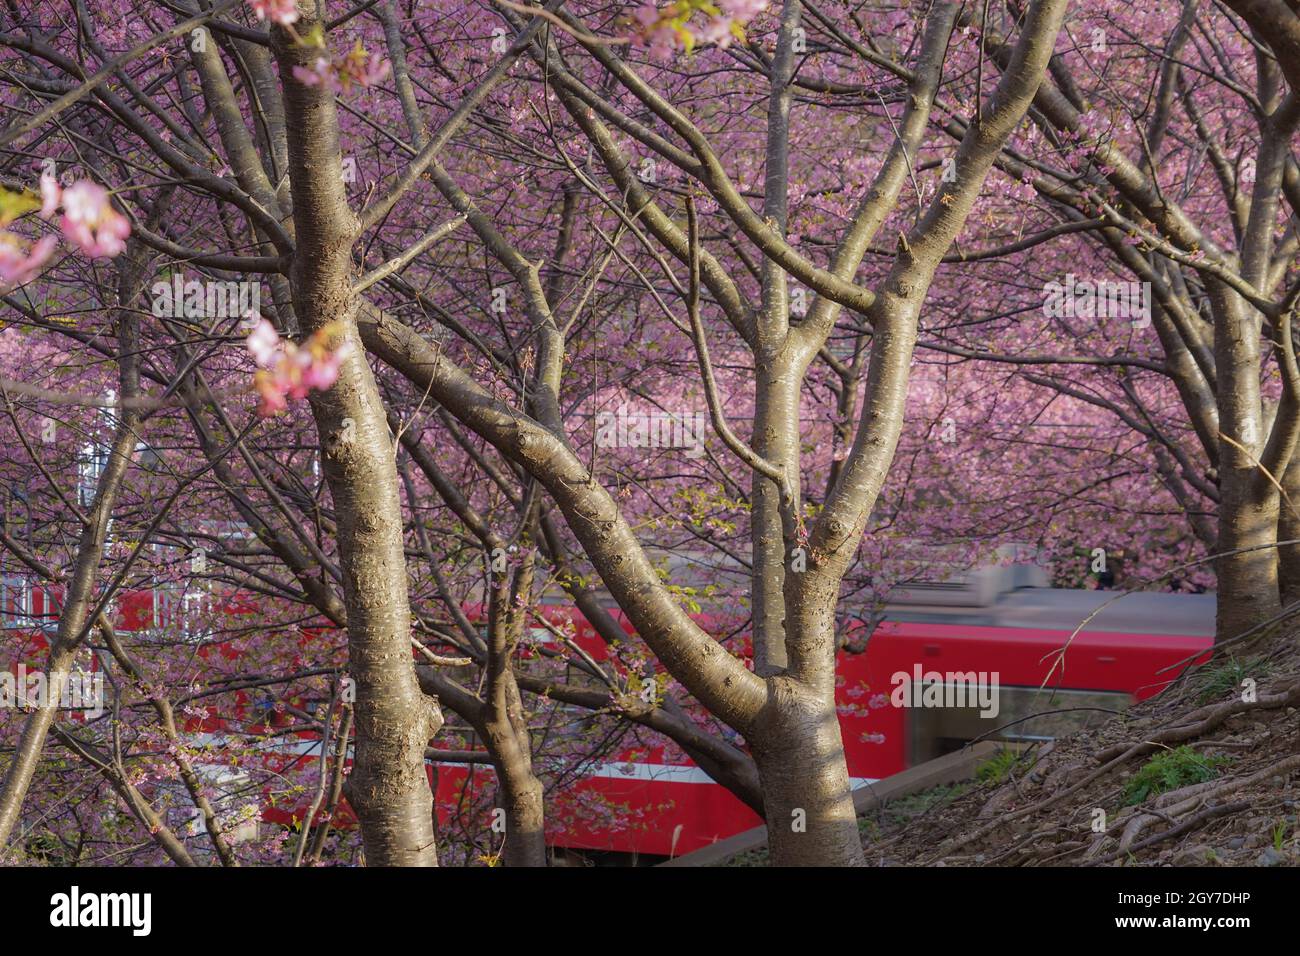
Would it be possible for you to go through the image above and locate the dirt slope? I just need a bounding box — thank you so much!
[867,637,1300,867]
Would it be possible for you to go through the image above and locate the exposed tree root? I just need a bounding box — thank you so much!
[1088,801,1252,866]
[1095,680,1300,763]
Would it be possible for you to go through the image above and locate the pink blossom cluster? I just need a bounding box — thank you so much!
[0,176,131,289]
[633,0,769,57]
[292,41,391,93]
[248,0,298,26]
[41,177,132,258]
[0,233,57,287]
[246,318,352,417]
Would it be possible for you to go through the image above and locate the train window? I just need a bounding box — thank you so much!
[1,576,32,629]
[528,626,557,645]
[907,685,1133,767]
[147,588,214,642]
[77,441,109,507]
[180,591,214,641]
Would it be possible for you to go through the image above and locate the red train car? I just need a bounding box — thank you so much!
[428,567,1214,860]
[2,563,1216,862]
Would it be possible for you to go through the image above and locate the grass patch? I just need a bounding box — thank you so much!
[1123,745,1230,806]
[879,782,970,827]
[975,747,1022,785]
[1193,655,1273,704]
[859,781,971,847]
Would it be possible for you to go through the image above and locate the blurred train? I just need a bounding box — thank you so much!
[0,553,1215,862]
[508,556,1215,859]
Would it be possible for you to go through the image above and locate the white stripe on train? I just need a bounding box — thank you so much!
[191,733,879,789]
[581,761,878,790]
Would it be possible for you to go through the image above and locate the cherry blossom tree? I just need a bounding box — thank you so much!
[8,0,1267,871]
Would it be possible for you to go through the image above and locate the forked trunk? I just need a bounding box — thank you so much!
[750,677,865,867]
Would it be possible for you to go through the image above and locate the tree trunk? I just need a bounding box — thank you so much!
[0,243,146,851]
[1216,477,1282,639]
[274,9,439,865]
[1278,458,1300,608]
[1211,280,1282,641]
[750,677,864,867]
[484,711,547,868]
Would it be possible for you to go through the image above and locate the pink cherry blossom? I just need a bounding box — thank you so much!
[343,40,391,88]
[299,348,346,391]
[248,321,351,417]
[297,42,392,93]
[633,4,660,30]
[249,0,299,26]
[351,52,391,88]
[0,233,57,287]
[253,379,289,417]
[39,173,60,219]
[718,0,768,19]
[59,181,131,257]
[293,58,342,94]
[697,18,735,48]
[246,318,281,368]
[632,1,767,55]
